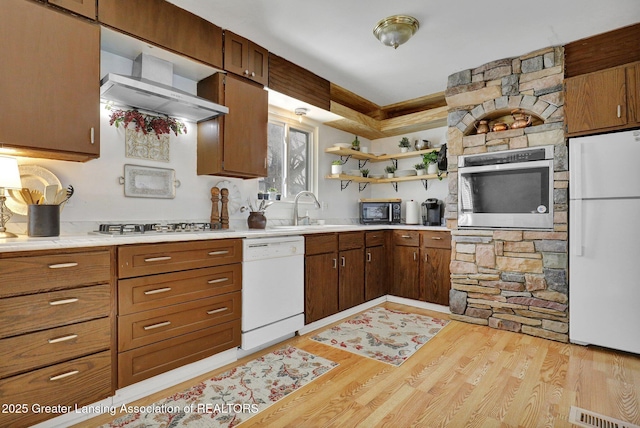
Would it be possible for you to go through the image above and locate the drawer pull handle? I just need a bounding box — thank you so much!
[144,287,172,295]
[49,298,79,306]
[401,235,412,239]
[143,321,171,330]
[48,334,78,344]
[208,250,229,256]
[49,370,79,381]
[208,277,228,284]
[431,237,442,240]
[144,256,172,262]
[207,307,227,315]
[48,262,79,269]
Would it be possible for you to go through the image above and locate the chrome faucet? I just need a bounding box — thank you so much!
[293,191,321,225]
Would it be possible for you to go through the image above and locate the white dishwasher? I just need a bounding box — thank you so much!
[241,235,305,351]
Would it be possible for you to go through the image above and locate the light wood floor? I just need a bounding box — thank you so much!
[82,302,640,427]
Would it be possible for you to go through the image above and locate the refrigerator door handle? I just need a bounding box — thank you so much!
[572,199,583,257]
[571,143,583,198]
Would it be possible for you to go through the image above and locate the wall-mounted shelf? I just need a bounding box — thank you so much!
[324,146,445,191]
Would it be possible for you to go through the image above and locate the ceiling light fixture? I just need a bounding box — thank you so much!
[295,107,308,123]
[373,15,419,49]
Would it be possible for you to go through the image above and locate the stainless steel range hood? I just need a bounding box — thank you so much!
[100,54,228,122]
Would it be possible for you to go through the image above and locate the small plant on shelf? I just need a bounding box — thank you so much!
[331,160,343,175]
[398,137,411,148]
[351,135,360,151]
[422,151,438,164]
[385,165,396,178]
[414,162,426,176]
[360,168,369,177]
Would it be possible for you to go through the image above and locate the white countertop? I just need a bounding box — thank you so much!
[0,224,449,253]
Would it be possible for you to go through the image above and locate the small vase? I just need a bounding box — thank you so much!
[416,169,425,176]
[427,163,438,175]
[400,147,409,153]
[331,164,342,175]
[386,173,395,178]
[247,211,267,229]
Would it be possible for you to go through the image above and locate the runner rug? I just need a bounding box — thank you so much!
[102,346,337,428]
[311,306,449,366]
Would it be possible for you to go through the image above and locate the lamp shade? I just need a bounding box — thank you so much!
[0,157,22,189]
[373,15,419,49]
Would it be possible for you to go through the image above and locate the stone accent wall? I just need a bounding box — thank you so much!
[444,46,570,342]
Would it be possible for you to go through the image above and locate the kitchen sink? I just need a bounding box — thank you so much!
[269,224,351,231]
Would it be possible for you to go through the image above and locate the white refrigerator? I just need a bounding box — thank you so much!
[569,130,640,354]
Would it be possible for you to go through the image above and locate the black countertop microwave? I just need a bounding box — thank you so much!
[359,199,401,225]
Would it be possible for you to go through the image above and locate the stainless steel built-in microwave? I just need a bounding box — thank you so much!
[458,145,554,229]
[359,199,402,225]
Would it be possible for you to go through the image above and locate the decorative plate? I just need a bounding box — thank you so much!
[215,180,242,214]
[120,164,178,199]
[6,165,62,216]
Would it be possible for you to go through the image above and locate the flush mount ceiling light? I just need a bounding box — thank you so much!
[295,107,308,122]
[373,15,419,49]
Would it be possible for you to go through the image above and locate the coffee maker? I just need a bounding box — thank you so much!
[422,198,442,226]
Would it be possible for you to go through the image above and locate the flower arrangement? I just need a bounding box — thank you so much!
[106,105,187,138]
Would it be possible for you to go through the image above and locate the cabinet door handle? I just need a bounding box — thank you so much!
[49,298,79,306]
[367,252,371,262]
[143,321,171,330]
[207,307,227,315]
[48,262,78,269]
[144,256,172,263]
[332,258,337,269]
[341,256,346,267]
[208,277,228,284]
[617,105,622,118]
[244,69,249,75]
[208,250,229,256]
[90,127,95,144]
[413,252,417,261]
[425,254,429,262]
[144,287,172,295]
[49,370,79,381]
[48,334,78,344]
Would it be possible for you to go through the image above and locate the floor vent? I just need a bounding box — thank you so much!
[569,406,640,428]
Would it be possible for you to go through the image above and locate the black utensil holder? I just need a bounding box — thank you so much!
[28,204,60,237]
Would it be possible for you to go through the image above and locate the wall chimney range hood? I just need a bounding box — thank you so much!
[100,54,228,122]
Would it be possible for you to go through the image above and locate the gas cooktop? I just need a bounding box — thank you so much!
[92,222,231,236]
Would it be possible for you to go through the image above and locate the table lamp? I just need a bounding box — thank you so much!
[0,156,22,238]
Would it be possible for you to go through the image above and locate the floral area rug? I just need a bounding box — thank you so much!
[102,346,337,428]
[311,306,449,366]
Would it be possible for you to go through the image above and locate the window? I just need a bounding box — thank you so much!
[260,116,315,199]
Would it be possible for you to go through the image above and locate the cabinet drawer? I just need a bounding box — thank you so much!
[0,317,110,379]
[305,233,337,255]
[118,291,240,352]
[0,284,111,339]
[118,239,242,278]
[339,231,364,251]
[119,264,241,315]
[421,231,451,249]
[0,250,111,297]
[0,350,112,427]
[365,230,386,247]
[118,320,240,387]
[392,230,420,246]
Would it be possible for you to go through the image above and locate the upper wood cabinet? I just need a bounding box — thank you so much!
[98,0,223,68]
[224,31,268,86]
[48,0,96,19]
[565,62,640,136]
[197,73,268,178]
[0,0,100,161]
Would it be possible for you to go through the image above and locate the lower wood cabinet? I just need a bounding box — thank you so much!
[304,232,365,324]
[365,231,389,301]
[0,247,115,427]
[391,230,451,305]
[116,239,242,388]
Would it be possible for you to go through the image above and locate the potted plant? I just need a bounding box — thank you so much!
[331,160,343,175]
[423,151,439,175]
[385,165,396,178]
[351,135,360,151]
[398,137,411,153]
[414,163,426,176]
[360,168,369,178]
[267,187,280,200]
